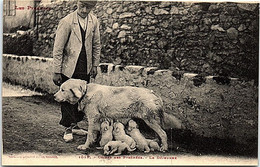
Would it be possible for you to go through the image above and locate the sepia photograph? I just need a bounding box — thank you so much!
[2,0,259,165]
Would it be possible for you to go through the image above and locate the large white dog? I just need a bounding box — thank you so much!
[54,79,168,151]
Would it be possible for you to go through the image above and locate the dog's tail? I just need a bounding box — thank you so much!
[163,112,185,130]
[127,146,136,152]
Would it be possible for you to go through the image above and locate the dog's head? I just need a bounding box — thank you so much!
[54,79,87,105]
[113,122,125,134]
[127,119,138,132]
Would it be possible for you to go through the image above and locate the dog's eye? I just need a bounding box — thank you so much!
[61,89,64,92]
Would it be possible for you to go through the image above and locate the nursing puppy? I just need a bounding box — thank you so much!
[113,122,136,149]
[127,120,150,153]
[54,79,168,151]
[146,139,160,151]
[98,120,113,148]
[103,141,136,155]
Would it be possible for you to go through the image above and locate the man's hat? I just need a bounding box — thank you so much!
[78,0,98,7]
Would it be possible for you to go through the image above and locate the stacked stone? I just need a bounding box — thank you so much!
[33,1,77,57]
[32,1,258,81]
[94,2,258,81]
[3,31,34,56]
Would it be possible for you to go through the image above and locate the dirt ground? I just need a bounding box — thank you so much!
[1,82,258,165]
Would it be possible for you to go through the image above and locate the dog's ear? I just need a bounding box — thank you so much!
[79,84,87,95]
[71,88,83,99]
[127,126,132,132]
[115,127,119,133]
[136,123,139,129]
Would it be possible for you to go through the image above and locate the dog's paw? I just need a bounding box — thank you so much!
[77,144,89,150]
[160,145,168,152]
[96,147,103,150]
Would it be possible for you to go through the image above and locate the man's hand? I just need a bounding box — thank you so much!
[53,73,62,86]
[90,66,98,79]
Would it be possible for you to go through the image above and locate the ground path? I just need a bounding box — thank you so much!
[2,82,258,165]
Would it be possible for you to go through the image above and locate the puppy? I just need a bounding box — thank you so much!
[146,139,160,151]
[113,122,136,149]
[104,141,136,155]
[127,120,150,153]
[98,120,113,148]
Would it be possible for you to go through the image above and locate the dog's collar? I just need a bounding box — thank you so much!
[77,90,87,105]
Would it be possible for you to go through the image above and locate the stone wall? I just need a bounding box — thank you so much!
[31,1,259,81]
[3,54,258,147]
[3,31,34,56]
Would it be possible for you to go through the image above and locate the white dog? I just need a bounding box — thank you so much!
[54,79,168,151]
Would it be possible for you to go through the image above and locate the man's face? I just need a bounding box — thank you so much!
[77,1,95,18]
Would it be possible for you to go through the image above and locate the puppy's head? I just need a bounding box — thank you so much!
[113,122,125,134]
[127,119,138,132]
[100,120,110,133]
[54,79,87,105]
[103,145,111,155]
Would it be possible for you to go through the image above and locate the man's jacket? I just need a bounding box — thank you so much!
[53,11,101,77]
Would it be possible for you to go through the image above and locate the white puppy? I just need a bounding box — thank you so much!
[113,122,136,149]
[103,141,136,155]
[127,120,150,153]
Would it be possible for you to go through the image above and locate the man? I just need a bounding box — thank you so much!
[52,0,101,142]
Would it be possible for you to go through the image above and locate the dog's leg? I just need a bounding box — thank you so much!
[143,119,168,152]
[109,148,118,155]
[144,145,150,153]
[77,118,96,150]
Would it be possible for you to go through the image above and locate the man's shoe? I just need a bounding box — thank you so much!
[63,127,73,142]
[72,125,88,136]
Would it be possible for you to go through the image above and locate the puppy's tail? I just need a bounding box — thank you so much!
[130,141,136,149]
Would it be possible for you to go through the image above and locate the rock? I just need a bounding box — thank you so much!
[112,23,119,29]
[151,19,158,24]
[161,21,169,28]
[159,2,171,8]
[136,9,141,15]
[105,27,113,33]
[248,20,257,31]
[154,8,169,15]
[145,6,152,14]
[46,14,51,19]
[158,40,167,49]
[203,18,212,25]
[17,31,26,35]
[141,18,148,25]
[211,25,225,32]
[119,12,136,19]
[106,8,113,14]
[237,3,257,11]
[172,6,181,14]
[50,33,55,39]
[148,26,155,30]
[208,4,220,12]
[190,5,201,14]
[117,31,126,38]
[227,27,238,40]
[120,24,131,30]
[238,24,247,31]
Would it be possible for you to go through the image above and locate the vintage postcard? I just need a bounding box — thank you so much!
[2,0,258,166]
